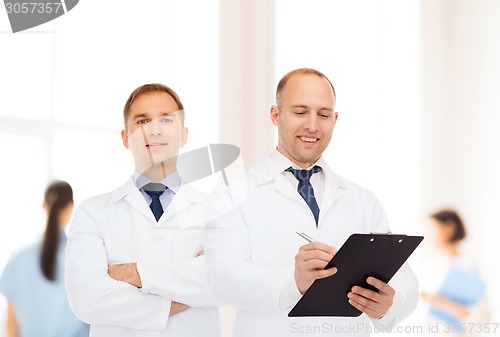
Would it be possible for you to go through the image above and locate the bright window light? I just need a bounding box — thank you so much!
[274,0,421,235]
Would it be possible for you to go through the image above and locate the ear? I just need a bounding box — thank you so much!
[121,129,130,149]
[180,127,188,148]
[334,111,338,122]
[270,105,280,126]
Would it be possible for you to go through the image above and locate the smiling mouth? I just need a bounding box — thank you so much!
[298,136,319,143]
[146,143,167,149]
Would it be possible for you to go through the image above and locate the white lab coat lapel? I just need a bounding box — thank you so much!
[118,177,204,227]
[157,183,203,227]
[318,167,343,225]
[120,178,158,223]
[271,174,305,205]
[253,155,305,206]
[254,151,345,227]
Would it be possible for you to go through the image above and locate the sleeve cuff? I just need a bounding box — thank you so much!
[279,268,302,314]
[137,262,172,331]
[162,299,172,330]
[370,290,399,331]
[136,261,152,294]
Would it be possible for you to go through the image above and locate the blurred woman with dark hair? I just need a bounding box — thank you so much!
[0,181,88,337]
[420,209,490,336]
[429,209,467,250]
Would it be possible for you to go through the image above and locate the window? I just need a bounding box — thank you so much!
[0,2,219,323]
[274,0,421,234]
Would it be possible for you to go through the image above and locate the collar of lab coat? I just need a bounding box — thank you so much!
[252,149,349,188]
[251,149,351,224]
[113,177,206,226]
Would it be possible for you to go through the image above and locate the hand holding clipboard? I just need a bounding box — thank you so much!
[289,233,423,317]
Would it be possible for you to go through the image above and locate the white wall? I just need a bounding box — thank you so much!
[218,0,275,168]
[0,2,220,336]
[420,0,500,321]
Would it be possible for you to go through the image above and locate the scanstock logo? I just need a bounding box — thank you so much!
[3,0,79,33]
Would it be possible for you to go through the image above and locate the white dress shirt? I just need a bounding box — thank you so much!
[134,170,181,210]
[276,148,326,206]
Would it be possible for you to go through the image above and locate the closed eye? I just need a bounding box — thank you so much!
[318,110,333,118]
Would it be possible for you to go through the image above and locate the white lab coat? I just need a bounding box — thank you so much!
[65,177,221,337]
[205,151,419,337]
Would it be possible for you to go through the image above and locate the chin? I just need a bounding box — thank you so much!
[297,154,320,163]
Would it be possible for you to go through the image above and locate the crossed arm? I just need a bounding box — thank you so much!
[107,248,210,316]
[65,202,210,329]
[107,262,192,316]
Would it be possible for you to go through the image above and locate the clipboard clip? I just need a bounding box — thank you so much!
[369,231,406,236]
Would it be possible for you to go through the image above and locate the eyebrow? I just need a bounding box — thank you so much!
[132,112,177,120]
[132,113,148,120]
[319,107,333,112]
[160,112,177,117]
[290,105,333,112]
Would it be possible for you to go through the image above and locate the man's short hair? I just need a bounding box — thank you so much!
[123,83,185,128]
[275,68,336,107]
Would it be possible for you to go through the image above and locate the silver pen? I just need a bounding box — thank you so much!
[296,231,315,243]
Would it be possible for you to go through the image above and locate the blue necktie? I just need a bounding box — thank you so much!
[143,183,167,221]
[286,166,322,226]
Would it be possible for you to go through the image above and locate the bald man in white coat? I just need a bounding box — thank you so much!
[205,69,419,337]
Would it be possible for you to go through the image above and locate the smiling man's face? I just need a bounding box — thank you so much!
[271,74,337,168]
[121,91,187,174]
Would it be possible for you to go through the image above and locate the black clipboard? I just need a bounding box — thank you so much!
[288,233,423,317]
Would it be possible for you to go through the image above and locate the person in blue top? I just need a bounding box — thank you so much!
[0,180,89,337]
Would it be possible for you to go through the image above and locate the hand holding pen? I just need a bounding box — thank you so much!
[294,231,338,295]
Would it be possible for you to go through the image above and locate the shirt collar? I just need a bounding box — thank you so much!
[133,170,181,194]
[250,148,326,185]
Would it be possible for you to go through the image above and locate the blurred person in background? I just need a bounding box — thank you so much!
[0,180,89,337]
[420,209,490,336]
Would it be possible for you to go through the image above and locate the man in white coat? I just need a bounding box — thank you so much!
[205,68,419,337]
[65,84,221,337]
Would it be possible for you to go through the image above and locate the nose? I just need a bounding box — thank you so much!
[145,118,162,135]
[304,114,319,132]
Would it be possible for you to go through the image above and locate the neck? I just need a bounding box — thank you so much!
[439,241,459,257]
[137,161,176,182]
[276,146,319,169]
